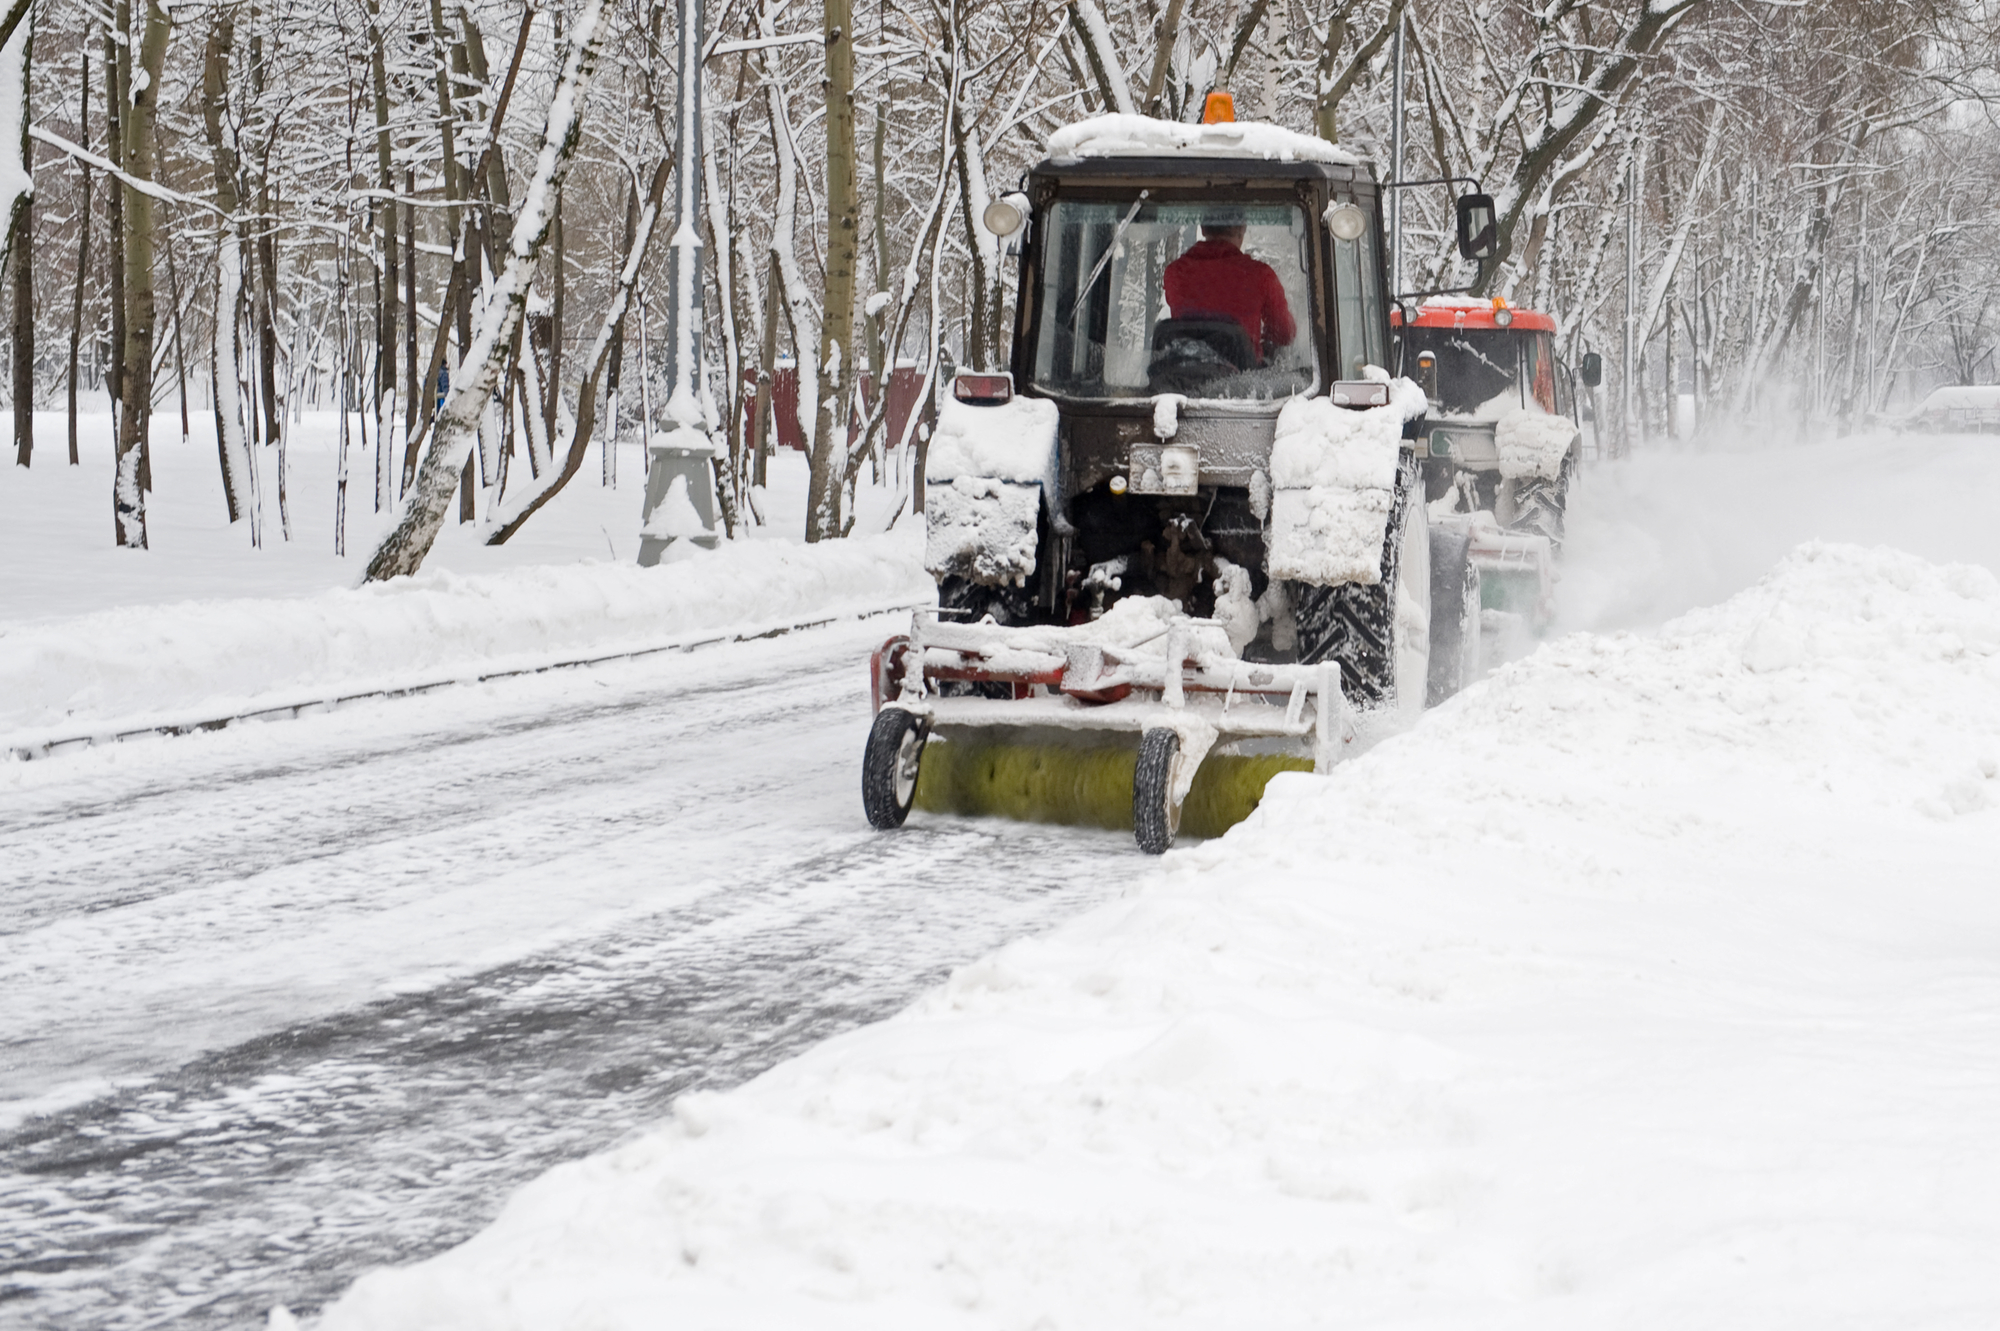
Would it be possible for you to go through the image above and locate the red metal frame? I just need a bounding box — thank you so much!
[869,636,912,714]
[1393,302,1558,334]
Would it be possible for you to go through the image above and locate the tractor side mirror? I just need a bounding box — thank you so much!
[1581,352,1603,388]
[1455,193,1498,261]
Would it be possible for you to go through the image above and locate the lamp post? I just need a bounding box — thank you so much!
[1388,12,1405,298]
[638,0,722,564]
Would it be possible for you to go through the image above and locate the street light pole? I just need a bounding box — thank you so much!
[1388,12,1405,298]
[663,0,703,428]
[638,0,723,564]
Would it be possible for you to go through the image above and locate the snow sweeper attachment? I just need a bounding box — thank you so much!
[861,111,1501,853]
[863,606,1353,854]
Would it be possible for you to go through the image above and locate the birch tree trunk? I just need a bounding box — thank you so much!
[1069,0,1137,116]
[114,0,171,548]
[366,0,397,513]
[949,112,999,370]
[201,9,256,534]
[362,0,610,582]
[64,37,87,467]
[8,207,28,469]
[760,27,818,510]
[3,0,31,468]
[847,54,959,494]
[104,14,124,455]
[806,0,858,542]
[485,159,669,543]
[248,18,281,515]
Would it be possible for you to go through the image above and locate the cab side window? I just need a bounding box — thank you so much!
[1527,332,1558,413]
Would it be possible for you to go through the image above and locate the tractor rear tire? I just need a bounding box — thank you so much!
[1292,455,1431,711]
[862,708,929,830]
[1426,525,1482,706]
[1133,728,1182,855]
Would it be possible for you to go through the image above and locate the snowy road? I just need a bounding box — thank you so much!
[0,616,1143,1329]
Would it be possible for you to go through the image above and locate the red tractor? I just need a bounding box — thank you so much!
[1397,297,1586,634]
[1398,297,1582,550]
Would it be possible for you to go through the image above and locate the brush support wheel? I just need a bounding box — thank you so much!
[862,707,929,830]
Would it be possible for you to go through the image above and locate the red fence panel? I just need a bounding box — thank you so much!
[741,362,929,454]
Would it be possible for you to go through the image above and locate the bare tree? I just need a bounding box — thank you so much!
[363,0,613,581]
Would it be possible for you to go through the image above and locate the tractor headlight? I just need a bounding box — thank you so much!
[1325,201,1368,242]
[982,193,1030,238]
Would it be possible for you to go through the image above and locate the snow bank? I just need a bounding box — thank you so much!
[315,539,2000,1329]
[1265,373,1425,585]
[1556,429,2000,633]
[0,533,928,738]
[1048,113,1358,165]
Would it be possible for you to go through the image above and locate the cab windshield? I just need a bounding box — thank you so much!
[1030,199,1317,402]
[1402,327,1521,414]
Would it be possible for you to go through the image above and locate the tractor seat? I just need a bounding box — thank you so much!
[1148,317,1254,392]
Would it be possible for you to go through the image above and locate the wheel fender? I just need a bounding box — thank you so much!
[924,394,1060,587]
[869,635,913,714]
[923,479,1044,586]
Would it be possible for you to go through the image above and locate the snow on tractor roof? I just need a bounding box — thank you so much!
[1396,295,1558,334]
[1047,114,1359,166]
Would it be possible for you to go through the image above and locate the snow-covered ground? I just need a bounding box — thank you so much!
[0,619,1147,1330]
[0,413,925,740]
[6,421,2000,1329]
[293,430,1998,1330]
[0,410,914,622]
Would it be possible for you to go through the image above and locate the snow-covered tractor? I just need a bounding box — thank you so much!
[862,109,1506,853]
[1398,297,1584,635]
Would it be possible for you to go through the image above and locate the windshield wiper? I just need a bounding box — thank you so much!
[1064,190,1150,329]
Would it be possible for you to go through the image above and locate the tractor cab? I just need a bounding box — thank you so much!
[1394,298,1581,554]
[1023,182,1378,404]
[951,117,1400,650]
[1399,298,1569,416]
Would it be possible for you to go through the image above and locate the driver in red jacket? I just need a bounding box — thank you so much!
[1163,216,1297,366]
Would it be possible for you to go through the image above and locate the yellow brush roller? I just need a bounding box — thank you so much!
[912,738,1310,840]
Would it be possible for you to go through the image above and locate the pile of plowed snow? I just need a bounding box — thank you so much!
[1558,428,2000,631]
[315,541,2000,1331]
[0,532,927,738]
